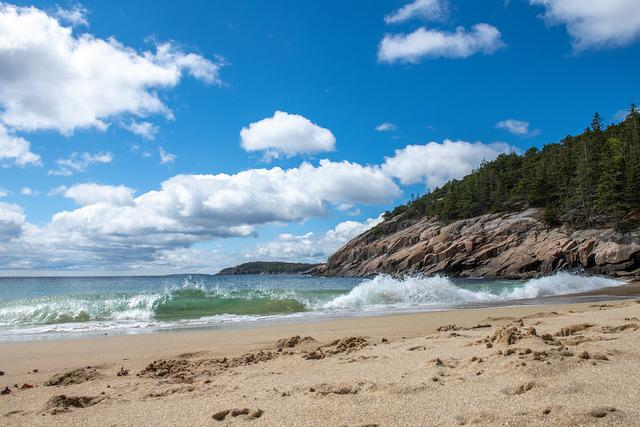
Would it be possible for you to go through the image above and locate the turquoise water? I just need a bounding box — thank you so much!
[0,272,623,341]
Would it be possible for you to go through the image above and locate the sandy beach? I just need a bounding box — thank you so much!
[1,293,639,426]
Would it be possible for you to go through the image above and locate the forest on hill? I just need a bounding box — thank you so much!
[217,261,321,275]
[383,106,640,230]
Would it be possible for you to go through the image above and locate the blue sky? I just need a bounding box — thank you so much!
[0,0,639,274]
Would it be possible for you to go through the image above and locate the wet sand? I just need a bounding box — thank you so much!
[1,294,639,426]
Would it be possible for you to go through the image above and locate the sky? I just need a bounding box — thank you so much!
[0,0,639,275]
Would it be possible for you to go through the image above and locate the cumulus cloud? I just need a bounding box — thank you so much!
[0,124,41,166]
[375,122,397,132]
[385,0,449,24]
[158,147,176,164]
[0,202,25,241]
[378,24,505,63]
[254,216,383,262]
[382,139,515,188]
[0,3,223,134]
[496,119,540,137]
[62,183,135,206]
[20,187,35,196]
[0,161,399,270]
[240,111,336,160]
[48,152,112,176]
[531,0,640,51]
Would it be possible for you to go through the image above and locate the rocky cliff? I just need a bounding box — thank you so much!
[313,209,640,279]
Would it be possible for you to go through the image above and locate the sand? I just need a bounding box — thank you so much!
[1,298,640,426]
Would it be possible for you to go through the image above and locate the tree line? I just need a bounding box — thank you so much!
[383,105,640,230]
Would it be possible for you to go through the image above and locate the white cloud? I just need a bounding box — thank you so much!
[0,3,223,134]
[122,120,158,140]
[378,24,505,63]
[0,161,399,270]
[0,188,8,198]
[375,122,397,132]
[158,147,176,164]
[531,0,640,51]
[382,139,515,188]
[48,152,112,176]
[496,119,540,137]
[62,183,135,206]
[240,111,336,160]
[254,216,383,262]
[385,0,449,24]
[0,124,41,166]
[0,202,25,241]
[54,4,88,27]
[20,187,35,196]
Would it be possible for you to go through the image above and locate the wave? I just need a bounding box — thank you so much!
[0,273,623,335]
[0,287,309,328]
[321,272,623,310]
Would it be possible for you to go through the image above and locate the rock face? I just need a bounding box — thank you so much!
[313,209,640,279]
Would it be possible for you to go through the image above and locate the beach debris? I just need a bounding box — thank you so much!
[1,386,10,395]
[45,367,101,386]
[42,395,103,415]
[0,371,4,376]
[116,367,129,377]
[381,337,388,343]
[32,369,38,373]
[20,383,34,389]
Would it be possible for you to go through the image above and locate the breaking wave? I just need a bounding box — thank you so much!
[321,272,622,309]
[0,272,624,337]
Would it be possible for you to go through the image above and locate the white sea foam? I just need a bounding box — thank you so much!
[321,272,622,310]
[0,273,624,340]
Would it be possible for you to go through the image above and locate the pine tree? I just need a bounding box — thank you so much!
[597,137,625,227]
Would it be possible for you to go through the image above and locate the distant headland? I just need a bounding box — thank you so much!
[217,261,322,275]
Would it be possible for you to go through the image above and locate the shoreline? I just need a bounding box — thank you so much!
[1,278,637,344]
[1,296,639,425]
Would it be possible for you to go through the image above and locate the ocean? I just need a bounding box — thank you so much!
[0,272,624,342]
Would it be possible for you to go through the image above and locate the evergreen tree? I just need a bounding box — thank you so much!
[384,112,640,229]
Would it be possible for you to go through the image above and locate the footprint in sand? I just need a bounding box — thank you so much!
[212,408,264,421]
[501,381,538,395]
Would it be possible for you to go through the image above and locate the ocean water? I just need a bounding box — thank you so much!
[0,272,624,342]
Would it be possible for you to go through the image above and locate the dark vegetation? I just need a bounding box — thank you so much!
[383,106,640,230]
[217,261,322,275]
